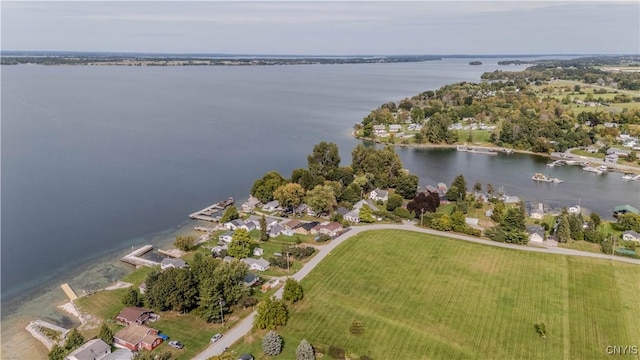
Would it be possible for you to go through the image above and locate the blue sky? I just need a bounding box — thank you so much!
[2,1,639,55]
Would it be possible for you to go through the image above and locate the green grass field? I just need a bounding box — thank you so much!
[232,230,640,360]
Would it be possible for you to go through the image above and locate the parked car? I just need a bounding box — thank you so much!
[168,341,184,349]
[158,333,169,340]
[211,333,223,342]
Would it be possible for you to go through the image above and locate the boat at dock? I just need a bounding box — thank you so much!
[622,173,640,181]
[546,160,565,167]
[582,166,603,175]
[531,173,563,183]
[456,145,497,155]
[189,197,235,221]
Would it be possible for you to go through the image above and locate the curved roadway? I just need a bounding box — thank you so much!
[193,222,639,359]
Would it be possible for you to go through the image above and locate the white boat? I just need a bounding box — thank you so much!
[622,173,634,180]
[632,174,640,181]
[597,165,608,172]
[532,173,563,183]
[582,166,603,175]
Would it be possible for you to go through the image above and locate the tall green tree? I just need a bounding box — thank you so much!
[395,173,419,199]
[260,215,268,241]
[228,228,253,258]
[359,204,375,223]
[386,193,404,211]
[174,235,195,251]
[307,142,340,179]
[305,185,337,215]
[254,297,289,330]
[273,183,306,210]
[283,278,304,303]
[251,171,287,203]
[98,323,114,346]
[122,287,142,307]
[220,206,239,224]
[557,214,571,243]
[64,328,85,351]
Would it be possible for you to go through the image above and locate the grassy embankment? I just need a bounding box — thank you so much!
[232,230,640,360]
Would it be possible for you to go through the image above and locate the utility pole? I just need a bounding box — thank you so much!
[286,252,290,272]
[219,297,225,324]
[420,208,425,227]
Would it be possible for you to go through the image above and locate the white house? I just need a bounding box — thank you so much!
[242,258,270,272]
[344,210,360,223]
[622,230,640,242]
[369,188,389,202]
[224,219,245,231]
[526,225,545,244]
[242,221,257,232]
[219,231,234,243]
[354,199,379,212]
[253,247,264,256]
[160,258,187,270]
[262,200,280,212]
[388,124,402,132]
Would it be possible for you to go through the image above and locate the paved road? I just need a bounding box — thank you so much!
[193,222,639,359]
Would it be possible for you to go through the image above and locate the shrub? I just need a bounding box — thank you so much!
[349,320,364,335]
[174,235,196,251]
[262,330,283,356]
[296,339,315,360]
[393,207,414,219]
[283,278,304,303]
[535,322,547,339]
[328,345,346,359]
[315,234,332,243]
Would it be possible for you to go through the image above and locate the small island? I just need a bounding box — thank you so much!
[469,61,482,65]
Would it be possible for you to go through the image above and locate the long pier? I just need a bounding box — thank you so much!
[188,197,234,222]
[121,245,159,267]
[456,144,513,155]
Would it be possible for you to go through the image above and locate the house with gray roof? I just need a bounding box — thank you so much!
[219,231,234,243]
[224,219,246,231]
[160,258,187,270]
[369,188,389,202]
[262,200,280,212]
[65,339,111,360]
[344,210,360,223]
[354,199,379,212]
[622,230,640,242]
[526,225,545,243]
[268,223,284,238]
[242,258,270,271]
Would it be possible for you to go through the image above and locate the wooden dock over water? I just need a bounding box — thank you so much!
[121,245,159,267]
[60,283,78,301]
[188,197,234,222]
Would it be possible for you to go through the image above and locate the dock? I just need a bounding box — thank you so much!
[188,197,234,222]
[121,245,159,267]
[158,248,185,258]
[60,283,78,301]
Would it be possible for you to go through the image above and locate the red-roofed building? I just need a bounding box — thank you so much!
[113,323,162,351]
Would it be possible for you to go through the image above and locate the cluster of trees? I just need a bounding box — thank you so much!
[283,278,304,303]
[485,202,528,245]
[138,253,250,323]
[616,213,640,233]
[254,297,289,330]
[250,142,419,217]
[48,328,85,360]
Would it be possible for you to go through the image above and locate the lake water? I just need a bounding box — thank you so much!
[2,58,639,357]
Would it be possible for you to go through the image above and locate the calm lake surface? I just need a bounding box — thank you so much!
[2,58,639,356]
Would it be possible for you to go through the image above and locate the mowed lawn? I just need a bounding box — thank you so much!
[234,230,640,360]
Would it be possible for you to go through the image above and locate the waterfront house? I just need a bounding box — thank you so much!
[344,210,360,223]
[160,258,187,270]
[389,124,402,132]
[219,231,234,243]
[115,307,154,326]
[526,225,545,244]
[224,219,246,231]
[622,230,640,242]
[242,258,270,272]
[262,200,280,212]
[614,204,639,217]
[241,196,261,212]
[65,339,111,360]
[605,154,619,163]
[211,244,228,256]
[113,323,162,352]
[369,188,389,202]
[373,124,385,131]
